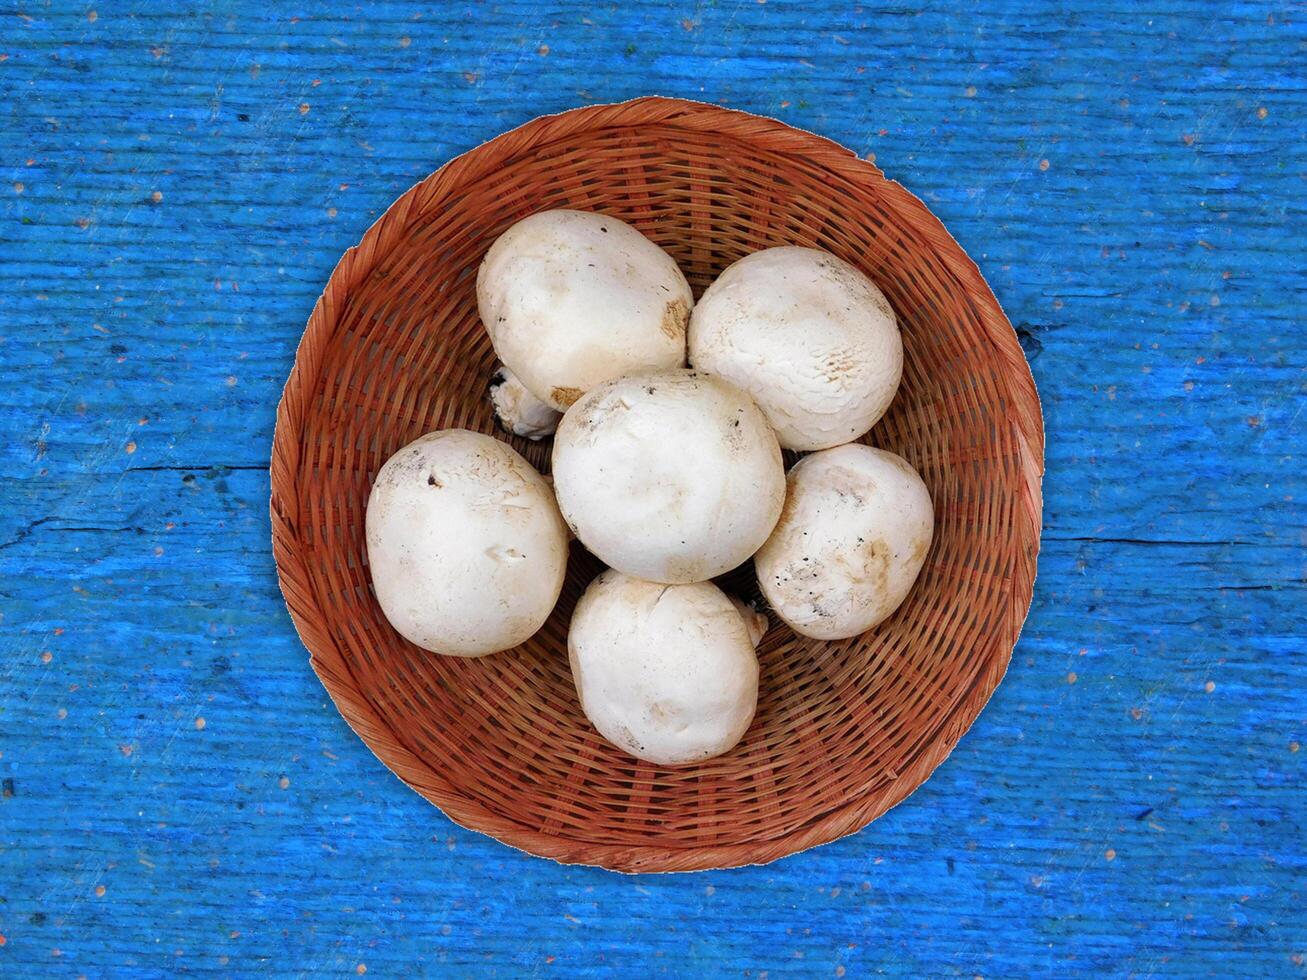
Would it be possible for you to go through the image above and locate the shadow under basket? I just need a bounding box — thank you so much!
[270,96,1044,873]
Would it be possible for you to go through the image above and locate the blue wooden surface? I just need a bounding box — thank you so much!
[1,2,1303,975]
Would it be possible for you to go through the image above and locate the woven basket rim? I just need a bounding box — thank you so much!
[269,95,1045,873]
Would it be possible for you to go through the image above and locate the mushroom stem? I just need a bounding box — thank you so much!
[489,366,562,440]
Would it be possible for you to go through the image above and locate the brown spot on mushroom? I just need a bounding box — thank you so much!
[823,350,859,388]
[660,297,689,342]
[723,415,747,453]
[860,537,891,595]
[823,466,873,506]
[665,556,706,584]
[551,386,584,408]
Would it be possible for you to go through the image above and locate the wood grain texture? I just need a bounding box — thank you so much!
[0,1,1302,975]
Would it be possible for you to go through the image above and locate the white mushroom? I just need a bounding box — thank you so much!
[488,365,561,440]
[569,570,762,766]
[477,209,693,411]
[754,444,933,640]
[551,368,785,584]
[365,429,569,657]
[689,246,903,450]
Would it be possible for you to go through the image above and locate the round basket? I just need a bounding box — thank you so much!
[270,96,1043,873]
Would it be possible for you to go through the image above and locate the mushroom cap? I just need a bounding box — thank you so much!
[365,429,569,657]
[569,570,760,766]
[551,368,786,584]
[689,246,903,450]
[755,444,934,640]
[477,209,692,412]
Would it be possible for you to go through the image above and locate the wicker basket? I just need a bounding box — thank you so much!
[270,97,1043,873]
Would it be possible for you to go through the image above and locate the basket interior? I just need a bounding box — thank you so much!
[290,121,1031,859]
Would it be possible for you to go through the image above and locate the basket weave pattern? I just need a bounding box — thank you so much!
[271,97,1043,872]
